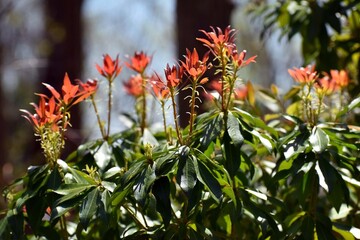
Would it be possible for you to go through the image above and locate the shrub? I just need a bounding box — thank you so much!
[1,26,359,239]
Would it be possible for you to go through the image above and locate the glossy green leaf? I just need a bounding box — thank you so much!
[250,129,274,152]
[80,188,100,230]
[122,160,146,186]
[92,141,112,170]
[309,126,329,153]
[337,96,360,117]
[227,112,243,147]
[53,183,93,196]
[234,108,278,137]
[134,165,156,206]
[176,155,197,192]
[155,153,178,176]
[111,185,131,206]
[198,111,222,149]
[152,176,171,226]
[223,131,241,178]
[51,192,89,222]
[195,158,222,201]
[318,155,350,212]
[241,189,280,235]
[68,167,97,185]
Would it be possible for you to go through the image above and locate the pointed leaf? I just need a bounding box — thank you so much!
[111,185,131,206]
[195,159,222,201]
[79,188,100,230]
[318,154,350,211]
[309,127,329,153]
[176,155,197,192]
[133,165,156,206]
[92,141,112,170]
[227,112,243,147]
[152,177,171,226]
[223,131,241,178]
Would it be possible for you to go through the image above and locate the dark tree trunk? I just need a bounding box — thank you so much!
[43,0,84,155]
[176,0,234,127]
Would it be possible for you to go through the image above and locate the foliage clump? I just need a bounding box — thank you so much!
[1,26,360,239]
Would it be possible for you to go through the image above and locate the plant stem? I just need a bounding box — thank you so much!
[187,80,197,143]
[140,73,147,135]
[170,87,183,145]
[123,205,147,230]
[90,94,106,139]
[224,65,239,115]
[60,215,68,239]
[106,79,113,138]
[220,50,227,114]
[161,101,168,141]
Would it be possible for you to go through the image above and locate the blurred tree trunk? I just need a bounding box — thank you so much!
[176,0,234,127]
[42,0,84,156]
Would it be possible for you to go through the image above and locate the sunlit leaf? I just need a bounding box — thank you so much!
[309,127,329,153]
[133,165,156,206]
[92,141,112,170]
[318,154,350,212]
[176,155,197,192]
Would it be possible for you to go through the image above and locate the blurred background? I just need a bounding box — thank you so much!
[0,0,358,208]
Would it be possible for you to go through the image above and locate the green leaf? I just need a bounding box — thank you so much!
[25,195,48,235]
[315,216,336,240]
[142,128,159,146]
[223,131,241,178]
[284,211,306,236]
[102,166,121,179]
[68,167,97,185]
[152,177,171,227]
[227,112,244,147]
[301,214,314,240]
[198,111,223,149]
[7,211,24,239]
[332,224,356,240]
[111,185,131,206]
[250,129,274,152]
[348,96,360,111]
[241,189,279,235]
[80,188,100,230]
[53,183,93,196]
[155,153,178,176]
[234,108,278,137]
[318,155,350,212]
[176,155,197,192]
[134,165,156,206]
[51,192,88,222]
[195,159,222,201]
[337,96,360,117]
[92,141,112,170]
[309,127,329,153]
[282,130,310,161]
[122,160,146,186]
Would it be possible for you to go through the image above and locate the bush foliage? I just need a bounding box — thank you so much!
[1,26,360,239]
